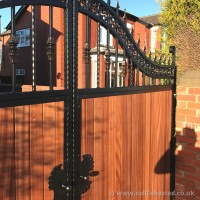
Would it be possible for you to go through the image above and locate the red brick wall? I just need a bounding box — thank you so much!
[176,86,200,199]
[176,86,200,132]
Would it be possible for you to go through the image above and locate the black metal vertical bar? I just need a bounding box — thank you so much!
[49,5,53,90]
[72,0,79,199]
[170,46,176,200]
[9,6,18,93]
[122,9,127,87]
[11,7,15,41]
[105,48,110,88]
[11,6,16,92]
[142,72,145,86]
[136,67,139,86]
[32,5,36,91]
[114,5,119,87]
[65,0,81,200]
[97,22,100,88]
[64,3,69,90]
[46,5,55,91]
[115,39,118,87]
[64,0,72,199]
[129,59,134,86]
[105,0,110,88]
[64,0,79,199]
[122,54,126,87]
[84,15,91,88]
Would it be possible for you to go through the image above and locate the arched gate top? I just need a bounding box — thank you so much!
[78,0,175,79]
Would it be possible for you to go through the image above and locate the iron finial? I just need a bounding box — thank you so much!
[143,41,146,54]
[123,8,127,20]
[149,50,152,59]
[137,34,140,46]
[116,0,120,9]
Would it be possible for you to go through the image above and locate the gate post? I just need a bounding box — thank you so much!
[64,0,80,200]
[170,46,176,200]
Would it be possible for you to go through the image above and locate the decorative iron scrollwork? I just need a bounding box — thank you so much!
[78,0,176,81]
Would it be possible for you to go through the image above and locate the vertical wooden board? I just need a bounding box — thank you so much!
[15,106,30,200]
[141,94,146,200]
[93,97,104,200]
[131,94,145,200]
[81,99,86,155]
[0,107,15,200]
[43,102,56,200]
[143,93,151,200]
[108,96,115,200]
[101,97,109,199]
[81,98,95,200]
[56,101,64,166]
[81,99,86,200]
[30,104,44,200]
[140,94,146,200]
[121,95,132,200]
[159,91,168,200]
[85,98,94,155]
[164,91,172,199]
[150,92,161,200]
[149,91,172,200]
[156,92,165,200]
[130,94,137,200]
[113,96,122,200]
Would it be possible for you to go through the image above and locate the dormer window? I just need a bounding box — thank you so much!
[16,28,30,47]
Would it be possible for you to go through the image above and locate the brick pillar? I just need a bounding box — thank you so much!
[176,87,200,132]
[176,128,200,199]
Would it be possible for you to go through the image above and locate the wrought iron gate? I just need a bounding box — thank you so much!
[0,0,176,200]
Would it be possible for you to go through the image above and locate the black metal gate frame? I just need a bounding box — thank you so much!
[0,0,176,200]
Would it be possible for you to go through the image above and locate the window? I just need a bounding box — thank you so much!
[161,28,166,51]
[99,26,113,46]
[110,61,123,87]
[16,28,30,47]
[150,26,159,52]
[127,23,134,33]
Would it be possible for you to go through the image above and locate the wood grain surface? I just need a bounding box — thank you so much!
[81,91,172,200]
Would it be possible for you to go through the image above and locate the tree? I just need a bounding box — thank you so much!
[158,0,200,77]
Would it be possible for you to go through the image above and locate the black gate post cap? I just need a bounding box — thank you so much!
[169,46,176,55]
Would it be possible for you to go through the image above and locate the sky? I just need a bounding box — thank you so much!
[0,0,160,33]
[111,0,160,17]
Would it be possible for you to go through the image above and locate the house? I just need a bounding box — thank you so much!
[140,14,162,52]
[0,5,161,89]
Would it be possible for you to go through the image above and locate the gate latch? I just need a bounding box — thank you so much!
[78,154,99,194]
[48,164,71,200]
[48,154,99,198]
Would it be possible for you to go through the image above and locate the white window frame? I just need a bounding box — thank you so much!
[126,23,134,33]
[16,28,30,47]
[99,26,113,46]
[150,26,159,52]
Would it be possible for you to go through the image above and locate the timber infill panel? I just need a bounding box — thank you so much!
[0,102,64,199]
[81,90,172,200]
